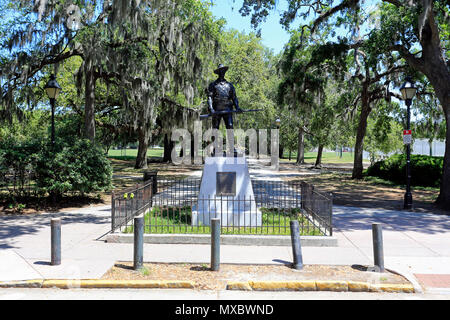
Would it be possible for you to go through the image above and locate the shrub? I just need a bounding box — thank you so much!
[0,139,42,197]
[35,139,113,198]
[366,154,443,188]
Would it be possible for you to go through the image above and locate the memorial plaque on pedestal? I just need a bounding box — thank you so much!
[216,172,236,196]
[192,157,262,227]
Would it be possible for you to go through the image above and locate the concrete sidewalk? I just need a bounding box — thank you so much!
[0,202,449,294]
[1,161,449,294]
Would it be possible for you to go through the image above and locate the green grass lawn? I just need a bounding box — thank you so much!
[108,148,164,160]
[123,206,323,236]
[282,151,369,164]
[108,148,361,165]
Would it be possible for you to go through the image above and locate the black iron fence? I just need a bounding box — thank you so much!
[111,177,333,236]
[300,182,333,236]
[111,180,154,231]
[0,167,38,198]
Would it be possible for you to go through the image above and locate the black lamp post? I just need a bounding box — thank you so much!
[44,74,62,146]
[399,77,417,210]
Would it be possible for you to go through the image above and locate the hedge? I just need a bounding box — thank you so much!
[366,154,443,188]
[1,138,112,198]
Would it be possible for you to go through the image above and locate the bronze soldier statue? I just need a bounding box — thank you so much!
[207,64,243,129]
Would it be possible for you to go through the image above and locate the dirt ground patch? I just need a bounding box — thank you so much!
[102,262,410,291]
[282,171,448,215]
[110,158,201,178]
[0,195,108,216]
[110,158,201,190]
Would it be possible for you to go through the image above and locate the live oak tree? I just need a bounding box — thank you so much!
[238,0,450,208]
[1,0,222,169]
[277,27,353,167]
[348,46,405,179]
[1,0,103,140]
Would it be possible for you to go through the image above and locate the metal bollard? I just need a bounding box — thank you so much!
[290,220,303,270]
[372,223,385,273]
[51,218,61,266]
[211,218,221,271]
[134,215,144,270]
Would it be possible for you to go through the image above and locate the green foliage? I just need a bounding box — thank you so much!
[0,110,49,142]
[215,29,278,130]
[34,139,113,198]
[365,101,404,165]
[413,93,446,148]
[0,138,41,197]
[366,154,443,188]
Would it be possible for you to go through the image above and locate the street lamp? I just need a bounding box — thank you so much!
[275,118,281,129]
[44,74,62,146]
[400,77,417,210]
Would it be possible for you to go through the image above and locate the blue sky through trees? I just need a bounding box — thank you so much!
[209,0,297,54]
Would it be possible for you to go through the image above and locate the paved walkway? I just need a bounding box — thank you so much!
[0,161,449,294]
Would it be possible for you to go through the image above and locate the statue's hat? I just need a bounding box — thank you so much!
[214,64,229,74]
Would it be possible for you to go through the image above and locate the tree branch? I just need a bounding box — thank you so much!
[382,0,402,7]
[311,0,359,34]
[391,45,426,73]
[370,64,406,84]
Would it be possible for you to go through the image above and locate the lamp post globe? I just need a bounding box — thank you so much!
[400,77,417,210]
[44,74,62,146]
[400,77,417,102]
[275,118,281,129]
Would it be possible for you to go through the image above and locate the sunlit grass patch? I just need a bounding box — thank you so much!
[123,206,323,236]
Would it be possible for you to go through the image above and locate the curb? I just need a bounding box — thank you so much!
[1,279,414,293]
[385,267,424,294]
[0,280,44,288]
[0,279,195,290]
[226,280,415,293]
[106,233,338,247]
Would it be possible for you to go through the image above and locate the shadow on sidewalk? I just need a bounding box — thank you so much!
[333,206,450,235]
[0,210,111,250]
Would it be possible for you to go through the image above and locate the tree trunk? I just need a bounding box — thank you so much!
[279,145,284,159]
[163,134,174,163]
[135,128,149,169]
[84,57,96,142]
[296,127,305,165]
[429,139,433,157]
[420,51,450,208]
[352,86,371,179]
[436,100,450,209]
[191,138,195,162]
[315,144,324,168]
[398,7,450,209]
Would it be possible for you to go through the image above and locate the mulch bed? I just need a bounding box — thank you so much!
[101,262,410,291]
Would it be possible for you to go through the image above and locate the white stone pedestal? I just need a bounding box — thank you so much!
[192,157,262,227]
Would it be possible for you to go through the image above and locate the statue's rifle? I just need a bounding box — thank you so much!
[199,109,263,120]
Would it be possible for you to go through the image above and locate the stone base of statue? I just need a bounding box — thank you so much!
[192,156,262,227]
